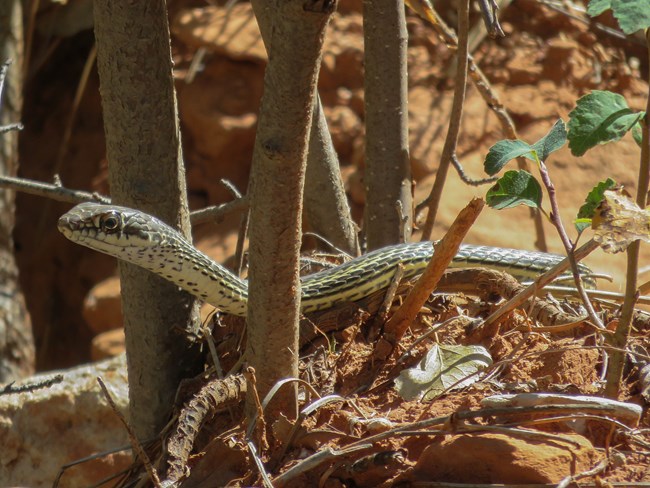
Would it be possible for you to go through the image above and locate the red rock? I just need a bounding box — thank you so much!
[173,4,267,63]
[414,432,600,483]
[91,328,125,361]
[82,276,122,334]
[0,356,130,487]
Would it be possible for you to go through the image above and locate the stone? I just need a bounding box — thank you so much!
[0,356,130,487]
[172,3,267,63]
[414,432,600,484]
[82,276,122,334]
[90,329,125,361]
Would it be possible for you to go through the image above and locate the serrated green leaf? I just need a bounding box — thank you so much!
[486,170,543,210]
[611,0,650,34]
[484,139,535,176]
[575,178,617,232]
[588,0,650,34]
[532,119,567,161]
[394,344,492,402]
[568,90,644,156]
[587,0,611,16]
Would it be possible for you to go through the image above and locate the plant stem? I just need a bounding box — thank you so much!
[420,0,469,240]
[603,29,650,398]
[537,160,603,329]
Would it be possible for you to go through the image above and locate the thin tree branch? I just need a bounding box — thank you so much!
[0,373,62,395]
[189,196,249,225]
[479,239,600,329]
[420,0,470,241]
[537,160,603,329]
[381,198,483,358]
[251,0,358,256]
[0,174,110,204]
[450,154,498,186]
[476,0,505,38]
[304,97,360,255]
[408,0,548,250]
[0,174,249,225]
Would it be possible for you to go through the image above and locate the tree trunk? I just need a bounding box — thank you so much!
[304,98,360,255]
[363,0,412,250]
[0,0,35,381]
[252,0,358,257]
[247,0,334,416]
[93,0,201,440]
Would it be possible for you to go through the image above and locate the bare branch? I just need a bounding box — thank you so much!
[0,174,249,225]
[0,374,63,395]
[420,0,470,241]
[0,122,22,133]
[0,174,110,204]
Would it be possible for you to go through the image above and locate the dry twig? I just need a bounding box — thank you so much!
[97,377,162,488]
[0,174,249,225]
[379,198,484,358]
[478,239,600,329]
[0,374,63,395]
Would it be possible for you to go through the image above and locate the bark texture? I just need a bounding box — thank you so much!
[247,0,334,413]
[93,0,201,439]
[0,0,35,381]
[363,0,412,249]
[304,99,359,255]
[252,0,358,256]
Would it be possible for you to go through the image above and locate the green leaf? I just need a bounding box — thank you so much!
[393,344,492,402]
[575,178,617,232]
[613,1,650,34]
[568,90,645,156]
[574,218,592,234]
[632,121,643,147]
[483,121,567,176]
[587,0,611,16]
[532,119,567,161]
[613,0,650,34]
[486,170,543,210]
[588,0,650,34]
[484,139,535,176]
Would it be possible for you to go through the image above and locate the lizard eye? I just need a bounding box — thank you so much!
[101,212,120,232]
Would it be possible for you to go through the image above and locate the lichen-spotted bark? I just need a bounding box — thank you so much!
[247,0,335,417]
